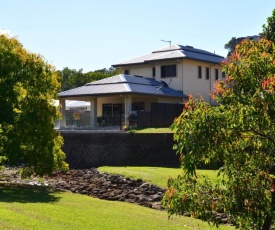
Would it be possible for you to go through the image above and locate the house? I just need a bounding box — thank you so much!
[58,74,187,129]
[113,44,225,104]
[58,44,225,129]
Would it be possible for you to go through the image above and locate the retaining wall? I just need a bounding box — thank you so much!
[60,131,180,169]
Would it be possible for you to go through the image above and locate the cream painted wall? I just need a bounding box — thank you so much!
[181,60,222,104]
[132,96,158,111]
[121,65,155,77]
[120,59,223,104]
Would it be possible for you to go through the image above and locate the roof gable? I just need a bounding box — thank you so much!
[113,44,225,67]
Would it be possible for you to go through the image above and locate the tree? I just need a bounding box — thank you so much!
[224,37,237,57]
[162,38,275,229]
[58,68,85,91]
[261,8,275,43]
[59,67,120,91]
[0,34,68,176]
[58,67,77,91]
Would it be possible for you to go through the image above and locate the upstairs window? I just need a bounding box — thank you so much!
[124,70,130,75]
[161,65,176,78]
[198,66,202,79]
[222,71,226,78]
[152,67,156,77]
[205,67,210,80]
[215,68,219,80]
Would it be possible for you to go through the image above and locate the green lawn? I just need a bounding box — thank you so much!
[0,184,233,230]
[128,127,173,133]
[98,166,221,188]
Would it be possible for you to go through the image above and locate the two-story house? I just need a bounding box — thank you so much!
[58,44,225,129]
[113,44,225,104]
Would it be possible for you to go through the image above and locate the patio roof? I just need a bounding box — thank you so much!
[59,74,187,99]
[112,44,225,67]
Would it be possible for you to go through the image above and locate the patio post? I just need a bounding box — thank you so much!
[124,95,132,127]
[59,99,66,128]
[90,98,97,128]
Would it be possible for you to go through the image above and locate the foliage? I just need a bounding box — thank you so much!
[58,66,120,91]
[0,185,234,230]
[0,34,68,176]
[261,8,275,44]
[162,38,275,229]
[224,37,237,57]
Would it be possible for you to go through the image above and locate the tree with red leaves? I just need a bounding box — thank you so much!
[162,39,275,230]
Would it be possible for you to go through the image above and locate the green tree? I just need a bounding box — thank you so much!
[59,67,120,91]
[162,38,275,229]
[0,34,68,176]
[261,8,275,43]
[58,67,76,91]
[224,36,237,57]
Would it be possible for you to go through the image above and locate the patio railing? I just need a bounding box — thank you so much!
[58,110,130,130]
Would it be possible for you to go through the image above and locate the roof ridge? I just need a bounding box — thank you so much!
[151,44,224,58]
[179,45,224,58]
[155,44,222,57]
[152,44,181,53]
[85,74,163,87]
[120,74,126,82]
[86,81,161,87]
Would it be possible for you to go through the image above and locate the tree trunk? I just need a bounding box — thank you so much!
[262,215,272,230]
[262,179,275,230]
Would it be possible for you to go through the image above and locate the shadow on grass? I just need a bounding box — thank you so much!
[0,184,61,203]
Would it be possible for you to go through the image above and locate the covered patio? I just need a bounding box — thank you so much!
[58,74,187,129]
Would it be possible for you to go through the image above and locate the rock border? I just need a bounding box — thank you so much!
[0,168,165,210]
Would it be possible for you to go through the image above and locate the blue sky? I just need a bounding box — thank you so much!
[1,1,275,72]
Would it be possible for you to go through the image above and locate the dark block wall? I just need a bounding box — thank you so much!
[60,131,180,169]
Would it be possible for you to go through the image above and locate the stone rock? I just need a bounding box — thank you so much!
[151,202,162,210]
[151,194,162,201]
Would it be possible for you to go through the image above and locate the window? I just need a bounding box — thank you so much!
[215,69,219,80]
[161,65,176,78]
[198,66,202,79]
[222,71,226,78]
[124,70,130,75]
[102,104,122,126]
[113,104,122,116]
[205,67,210,80]
[103,104,122,117]
[102,104,112,117]
[152,67,155,77]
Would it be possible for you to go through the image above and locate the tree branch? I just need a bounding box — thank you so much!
[249,127,275,145]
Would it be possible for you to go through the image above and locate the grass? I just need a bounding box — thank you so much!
[128,127,174,133]
[98,166,222,188]
[0,184,233,230]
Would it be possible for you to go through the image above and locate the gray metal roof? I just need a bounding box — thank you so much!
[59,74,187,99]
[112,44,225,67]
